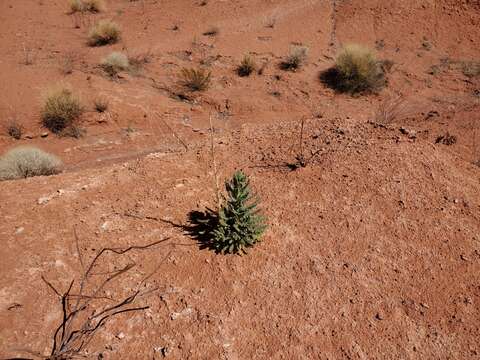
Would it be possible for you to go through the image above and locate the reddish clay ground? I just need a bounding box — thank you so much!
[1,1,479,359]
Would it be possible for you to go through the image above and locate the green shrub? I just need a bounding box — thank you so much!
[179,67,211,91]
[101,52,130,76]
[41,87,83,133]
[88,20,120,46]
[237,55,256,77]
[0,146,62,181]
[322,44,385,94]
[280,45,308,71]
[210,171,267,254]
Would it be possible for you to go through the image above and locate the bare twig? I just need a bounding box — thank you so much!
[155,112,188,150]
[209,114,220,211]
[18,235,170,359]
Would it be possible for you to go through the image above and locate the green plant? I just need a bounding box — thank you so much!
[101,52,130,76]
[0,146,62,181]
[41,87,83,133]
[179,67,212,91]
[210,171,266,254]
[322,44,385,94]
[237,55,256,77]
[280,45,308,71]
[88,20,120,46]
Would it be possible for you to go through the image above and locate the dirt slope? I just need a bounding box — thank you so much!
[0,0,479,359]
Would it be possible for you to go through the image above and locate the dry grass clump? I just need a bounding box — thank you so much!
[321,44,385,94]
[462,61,480,78]
[69,0,105,13]
[0,146,62,181]
[280,45,308,71]
[41,87,83,133]
[179,67,212,91]
[101,52,130,76]
[88,20,120,46]
[237,55,256,77]
[5,120,24,140]
[374,95,408,124]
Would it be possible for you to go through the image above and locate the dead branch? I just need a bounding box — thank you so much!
[14,235,170,360]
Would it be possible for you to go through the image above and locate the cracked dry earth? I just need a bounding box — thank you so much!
[1,0,480,359]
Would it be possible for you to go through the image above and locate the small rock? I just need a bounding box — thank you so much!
[40,132,49,138]
[116,332,125,340]
[37,196,50,205]
[24,133,34,139]
[375,312,384,320]
[15,227,25,234]
[460,254,469,261]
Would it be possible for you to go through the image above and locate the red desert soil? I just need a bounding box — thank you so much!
[1,0,479,359]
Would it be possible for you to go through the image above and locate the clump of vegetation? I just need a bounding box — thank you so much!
[179,67,212,91]
[237,55,256,77]
[101,52,130,77]
[321,44,386,94]
[127,51,152,75]
[462,61,480,78]
[94,96,109,112]
[5,120,24,140]
[88,20,120,46]
[0,146,62,181]
[61,124,86,139]
[69,0,105,13]
[280,45,308,71]
[41,87,83,133]
[435,132,457,145]
[194,171,267,255]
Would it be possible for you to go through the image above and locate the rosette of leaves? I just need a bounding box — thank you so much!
[211,171,267,254]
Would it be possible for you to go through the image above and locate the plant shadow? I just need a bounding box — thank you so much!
[183,209,219,252]
[319,67,344,92]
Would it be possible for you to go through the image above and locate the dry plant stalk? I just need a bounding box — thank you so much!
[374,95,408,124]
[12,231,170,359]
[209,114,220,211]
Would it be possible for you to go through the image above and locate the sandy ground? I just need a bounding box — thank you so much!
[0,0,479,359]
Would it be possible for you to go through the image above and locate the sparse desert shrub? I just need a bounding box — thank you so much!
[0,146,62,181]
[5,120,24,140]
[62,124,86,138]
[321,44,385,94]
[69,0,105,13]
[101,52,130,76]
[179,67,211,91]
[435,132,457,145]
[69,0,85,13]
[237,55,256,77]
[41,87,83,133]
[127,50,152,75]
[280,45,308,71]
[208,171,267,254]
[88,20,120,46]
[94,96,109,112]
[462,61,480,78]
[374,95,408,124]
